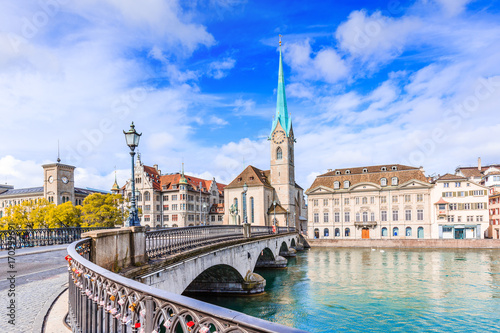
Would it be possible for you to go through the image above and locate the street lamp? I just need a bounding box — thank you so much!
[242,183,248,224]
[123,122,142,227]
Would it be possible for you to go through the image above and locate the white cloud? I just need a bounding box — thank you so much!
[208,58,236,79]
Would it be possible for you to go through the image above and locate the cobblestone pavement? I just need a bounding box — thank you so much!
[1,248,68,332]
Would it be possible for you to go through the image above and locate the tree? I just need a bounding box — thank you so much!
[46,201,82,228]
[81,193,124,227]
[0,199,55,230]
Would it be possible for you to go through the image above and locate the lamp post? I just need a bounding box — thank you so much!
[273,200,277,226]
[199,181,202,225]
[123,122,142,227]
[242,183,248,224]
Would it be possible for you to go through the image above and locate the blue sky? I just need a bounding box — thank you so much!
[1,0,500,191]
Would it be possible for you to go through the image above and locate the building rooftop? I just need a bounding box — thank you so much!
[0,187,44,196]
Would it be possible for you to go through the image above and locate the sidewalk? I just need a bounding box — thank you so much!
[44,288,71,333]
[0,244,69,259]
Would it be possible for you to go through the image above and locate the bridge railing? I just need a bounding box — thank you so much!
[67,236,305,333]
[146,225,296,259]
[0,227,115,250]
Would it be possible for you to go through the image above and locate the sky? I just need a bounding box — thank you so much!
[1,0,500,192]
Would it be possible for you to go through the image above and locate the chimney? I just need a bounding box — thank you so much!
[327,169,332,172]
[153,164,158,170]
[478,157,481,171]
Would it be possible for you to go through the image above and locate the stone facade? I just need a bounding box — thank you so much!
[306,164,433,240]
[223,45,307,231]
[0,161,103,218]
[115,159,225,229]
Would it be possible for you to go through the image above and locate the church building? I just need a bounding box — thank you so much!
[223,41,307,231]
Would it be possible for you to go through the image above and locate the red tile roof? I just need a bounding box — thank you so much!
[225,165,273,189]
[160,173,226,195]
[435,173,467,181]
[435,197,449,205]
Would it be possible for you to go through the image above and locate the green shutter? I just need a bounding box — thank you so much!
[484,190,488,195]
[465,191,468,196]
[453,192,457,197]
[469,190,473,195]
[442,192,445,197]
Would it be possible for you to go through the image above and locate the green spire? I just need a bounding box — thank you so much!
[179,162,188,185]
[111,168,119,191]
[270,35,292,137]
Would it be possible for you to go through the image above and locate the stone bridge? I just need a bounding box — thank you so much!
[138,233,299,294]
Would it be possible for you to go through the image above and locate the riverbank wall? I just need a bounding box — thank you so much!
[308,239,500,249]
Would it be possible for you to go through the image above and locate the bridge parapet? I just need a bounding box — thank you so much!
[66,227,306,333]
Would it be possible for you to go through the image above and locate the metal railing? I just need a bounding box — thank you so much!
[67,232,304,333]
[0,227,115,250]
[146,225,295,259]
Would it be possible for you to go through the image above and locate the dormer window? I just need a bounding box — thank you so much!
[392,177,398,185]
[381,178,387,186]
[334,181,340,189]
[362,168,368,173]
[392,166,397,171]
[343,180,350,188]
[335,171,341,175]
[346,170,351,174]
[381,167,387,171]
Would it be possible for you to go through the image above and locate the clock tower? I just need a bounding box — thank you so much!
[43,160,76,205]
[270,38,295,216]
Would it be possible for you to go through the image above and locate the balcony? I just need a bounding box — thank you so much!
[354,221,377,228]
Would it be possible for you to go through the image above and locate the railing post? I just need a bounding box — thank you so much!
[144,296,154,333]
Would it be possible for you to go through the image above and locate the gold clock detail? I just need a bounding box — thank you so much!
[272,130,286,144]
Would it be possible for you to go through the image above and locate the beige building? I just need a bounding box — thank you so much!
[223,44,307,231]
[306,164,433,239]
[0,160,104,218]
[489,192,500,239]
[430,173,489,239]
[114,157,225,229]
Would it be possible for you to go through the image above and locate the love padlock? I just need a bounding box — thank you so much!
[129,302,137,312]
[109,308,118,315]
[118,298,125,305]
[164,319,172,329]
[139,309,146,317]
[199,327,210,333]
[109,295,115,301]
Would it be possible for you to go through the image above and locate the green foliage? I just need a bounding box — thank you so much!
[81,193,124,227]
[47,201,82,228]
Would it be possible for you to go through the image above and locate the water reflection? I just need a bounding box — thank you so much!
[192,248,500,332]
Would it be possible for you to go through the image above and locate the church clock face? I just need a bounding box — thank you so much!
[272,130,286,144]
[62,176,69,184]
[48,176,54,183]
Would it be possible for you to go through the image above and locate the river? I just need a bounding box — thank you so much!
[191,247,500,332]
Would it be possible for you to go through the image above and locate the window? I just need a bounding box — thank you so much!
[164,215,169,221]
[381,167,387,171]
[371,212,375,221]
[334,199,339,205]
[381,178,387,186]
[444,183,449,188]
[324,212,329,223]
[335,171,341,175]
[276,147,282,160]
[172,195,177,201]
[344,181,350,188]
[455,182,461,187]
[344,198,350,205]
[406,227,412,237]
[234,198,238,209]
[380,196,387,204]
[137,192,143,201]
[164,195,169,201]
[370,197,375,204]
[417,227,424,238]
[324,228,329,237]
[417,194,423,202]
[172,215,178,222]
[363,211,368,222]
[363,168,368,173]
[356,212,360,222]
[393,210,399,221]
[334,212,340,222]
[362,197,367,204]
[417,209,424,221]
[464,203,471,210]
[382,227,388,236]
[392,166,397,171]
[145,205,151,211]
[392,177,398,185]
[323,199,328,206]
[345,228,350,236]
[334,181,340,189]
[346,170,351,174]
[393,227,399,236]
[477,203,484,209]
[448,215,454,222]
[335,228,340,236]
[444,192,453,197]
[473,190,483,196]
[314,213,319,223]
[211,215,215,222]
[405,210,412,221]
[477,215,483,222]
[313,199,318,206]
[392,195,398,203]
[144,191,150,201]
[405,195,411,203]
[345,212,350,222]
[381,210,387,222]
[355,197,360,205]
[172,204,178,210]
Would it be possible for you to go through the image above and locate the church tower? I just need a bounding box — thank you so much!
[270,37,295,215]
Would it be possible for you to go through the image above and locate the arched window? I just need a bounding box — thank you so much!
[144,191,150,201]
[418,227,424,238]
[137,192,142,202]
[276,147,283,160]
[362,197,367,204]
[250,197,255,223]
[381,178,387,186]
[406,227,412,237]
[334,181,340,189]
[345,228,351,237]
[381,227,388,236]
[362,211,368,222]
[335,228,340,237]
[393,227,399,236]
[314,228,319,239]
[324,228,329,237]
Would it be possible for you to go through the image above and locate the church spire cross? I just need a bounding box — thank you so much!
[270,35,292,138]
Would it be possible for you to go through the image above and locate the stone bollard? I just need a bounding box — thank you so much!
[243,223,251,238]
